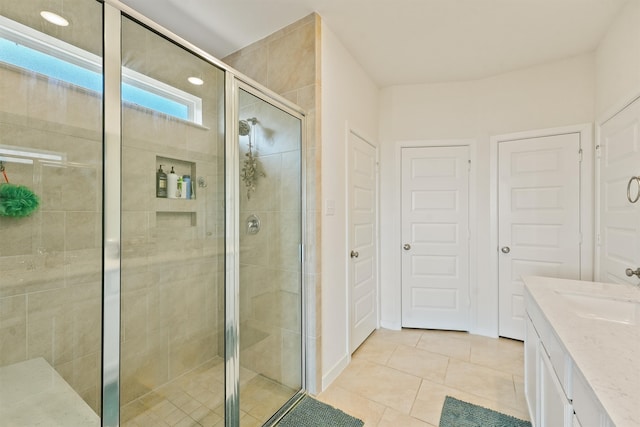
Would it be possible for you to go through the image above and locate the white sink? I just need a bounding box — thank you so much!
[555,291,639,325]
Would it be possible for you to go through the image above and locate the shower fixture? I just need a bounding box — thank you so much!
[238,117,257,136]
[239,117,264,199]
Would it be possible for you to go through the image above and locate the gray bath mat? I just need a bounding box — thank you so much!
[439,396,531,427]
[276,395,364,427]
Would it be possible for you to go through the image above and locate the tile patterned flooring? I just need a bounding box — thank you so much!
[121,357,296,427]
[317,328,530,427]
[120,328,528,426]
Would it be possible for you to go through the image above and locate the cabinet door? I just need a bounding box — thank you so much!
[540,347,573,427]
[525,315,539,425]
[573,365,607,427]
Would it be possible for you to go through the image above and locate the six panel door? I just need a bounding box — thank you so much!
[401,146,470,330]
[498,133,581,340]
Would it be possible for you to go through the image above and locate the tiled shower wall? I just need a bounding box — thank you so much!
[120,102,225,406]
[238,90,302,388]
[0,16,227,413]
[0,64,104,410]
[119,18,226,406]
[224,13,322,392]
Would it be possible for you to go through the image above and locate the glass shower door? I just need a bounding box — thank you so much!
[237,87,304,426]
[119,15,226,427]
[0,1,103,425]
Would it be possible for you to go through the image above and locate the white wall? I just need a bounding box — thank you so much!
[320,22,379,389]
[595,0,640,118]
[378,54,595,336]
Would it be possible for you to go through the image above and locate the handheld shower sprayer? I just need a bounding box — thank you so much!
[239,117,258,136]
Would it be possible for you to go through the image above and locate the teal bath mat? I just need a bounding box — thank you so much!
[277,395,364,427]
[439,396,531,427]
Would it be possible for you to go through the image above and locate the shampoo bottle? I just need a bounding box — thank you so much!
[177,175,183,199]
[182,175,191,199]
[167,166,178,199]
[156,165,167,198]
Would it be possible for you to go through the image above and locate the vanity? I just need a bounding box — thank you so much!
[523,276,640,427]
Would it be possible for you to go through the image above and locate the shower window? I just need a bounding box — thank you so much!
[0,15,202,124]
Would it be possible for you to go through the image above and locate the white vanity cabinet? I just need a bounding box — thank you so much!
[523,276,640,427]
[539,344,573,426]
[524,301,573,427]
[524,314,539,425]
[572,365,614,427]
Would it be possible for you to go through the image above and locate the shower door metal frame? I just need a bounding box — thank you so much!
[100,1,308,426]
[228,79,308,427]
[101,4,121,427]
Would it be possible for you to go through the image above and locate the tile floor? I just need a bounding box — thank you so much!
[120,328,528,427]
[121,357,296,427]
[316,328,530,427]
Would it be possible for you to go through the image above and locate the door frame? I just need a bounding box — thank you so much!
[395,139,477,331]
[346,125,380,353]
[489,124,594,335]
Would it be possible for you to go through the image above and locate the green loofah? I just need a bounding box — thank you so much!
[0,183,40,218]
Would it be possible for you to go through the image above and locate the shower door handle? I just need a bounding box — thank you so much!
[350,250,359,259]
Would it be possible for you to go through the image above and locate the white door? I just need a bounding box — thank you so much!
[498,133,581,340]
[401,146,470,330]
[348,132,378,352]
[598,97,640,284]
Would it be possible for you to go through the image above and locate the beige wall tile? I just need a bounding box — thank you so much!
[64,212,100,251]
[121,330,170,404]
[27,79,102,133]
[0,215,34,257]
[0,67,28,116]
[0,295,27,365]
[168,330,216,379]
[39,211,65,253]
[267,22,315,94]
[225,47,269,87]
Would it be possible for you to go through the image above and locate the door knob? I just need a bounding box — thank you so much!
[350,250,359,258]
[625,267,640,277]
[403,244,411,250]
[501,246,511,254]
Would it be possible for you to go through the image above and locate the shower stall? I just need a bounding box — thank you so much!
[0,1,305,426]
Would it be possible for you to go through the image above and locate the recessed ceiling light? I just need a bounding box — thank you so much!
[188,77,204,86]
[40,11,69,27]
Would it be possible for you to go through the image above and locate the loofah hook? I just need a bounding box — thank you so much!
[0,161,8,183]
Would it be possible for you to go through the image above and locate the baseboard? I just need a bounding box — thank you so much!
[380,320,401,330]
[469,326,499,339]
[321,354,350,391]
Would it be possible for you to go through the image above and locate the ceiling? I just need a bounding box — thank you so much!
[119,0,628,87]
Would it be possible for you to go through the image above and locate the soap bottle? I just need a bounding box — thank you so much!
[167,166,178,198]
[156,165,167,198]
[177,175,183,199]
[182,175,191,199]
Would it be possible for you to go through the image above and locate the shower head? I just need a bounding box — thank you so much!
[238,117,257,136]
[239,119,251,136]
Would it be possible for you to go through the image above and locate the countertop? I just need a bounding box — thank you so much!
[523,276,640,427]
[0,357,100,426]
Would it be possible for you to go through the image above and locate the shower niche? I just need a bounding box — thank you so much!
[154,155,198,230]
